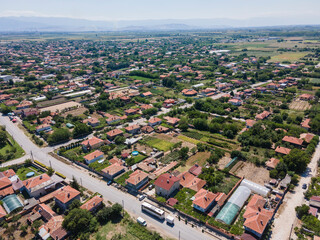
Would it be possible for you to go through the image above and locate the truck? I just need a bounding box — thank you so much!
[166,215,174,225]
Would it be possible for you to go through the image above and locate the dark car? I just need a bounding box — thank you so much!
[107,180,113,186]
[302,183,307,189]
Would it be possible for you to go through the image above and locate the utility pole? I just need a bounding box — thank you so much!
[179,231,180,240]
[30,151,34,162]
[49,160,52,169]
[122,200,124,217]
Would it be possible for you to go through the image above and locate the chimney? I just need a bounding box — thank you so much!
[40,175,43,180]
[260,220,264,226]
[167,179,169,183]
[67,193,70,198]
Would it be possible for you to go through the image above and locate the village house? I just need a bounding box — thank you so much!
[178,171,206,192]
[154,173,180,198]
[266,158,280,170]
[23,174,56,198]
[140,104,153,111]
[148,117,162,126]
[54,185,80,210]
[310,196,320,208]
[141,125,154,134]
[246,119,257,128]
[101,163,125,180]
[81,136,104,151]
[299,93,314,101]
[106,129,123,140]
[255,111,271,120]
[301,118,311,130]
[228,98,242,106]
[163,99,176,108]
[124,108,139,116]
[192,188,218,213]
[300,133,315,144]
[282,136,303,147]
[141,91,153,97]
[163,116,180,126]
[38,215,67,240]
[83,117,100,127]
[36,124,52,133]
[275,146,291,155]
[80,195,103,212]
[181,89,198,97]
[125,170,149,190]
[125,124,140,135]
[106,115,121,124]
[243,194,273,238]
[83,150,104,164]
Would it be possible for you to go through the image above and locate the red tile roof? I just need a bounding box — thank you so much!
[266,158,280,169]
[154,173,180,191]
[0,205,6,218]
[54,186,80,204]
[125,170,149,186]
[0,176,12,190]
[106,129,123,137]
[81,136,104,147]
[192,188,217,210]
[80,195,103,211]
[84,150,104,162]
[282,136,303,146]
[275,146,291,155]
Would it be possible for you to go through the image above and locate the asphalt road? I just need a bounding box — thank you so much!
[0,114,225,240]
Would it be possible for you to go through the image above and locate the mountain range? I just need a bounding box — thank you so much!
[0,16,319,32]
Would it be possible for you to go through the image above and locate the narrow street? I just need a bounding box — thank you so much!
[271,143,320,240]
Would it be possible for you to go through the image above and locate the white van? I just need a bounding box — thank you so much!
[137,217,147,226]
[166,215,174,225]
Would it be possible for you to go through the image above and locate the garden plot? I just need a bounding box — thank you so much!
[289,100,311,111]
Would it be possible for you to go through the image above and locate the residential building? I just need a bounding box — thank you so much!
[80,195,103,212]
[83,117,100,127]
[266,158,280,170]
[81,136,104,151]
[192,189,218,213]
[83,150,104,164]
[23,174,56,198]
[310,196,320,208]
[125,170,149,190]
[275,146,291,155]
[101,164,125,180]
[154,173,180,198]
[125,124,140,135]
[282,136,303,147]
[54,186,80,210]
[148,117,162,126]
[106,129,123,140]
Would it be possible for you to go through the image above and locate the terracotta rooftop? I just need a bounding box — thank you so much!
[54,185,80,204]
[282,136,303,146]
[81,136,104,146]
[84,150,104,162]
[266,158,280,169]
[275,146,291,155]
[106,129,123,137]
[154,173,180,191]
[102,163,125,176]
[0,176,12,190]
[125,170,149,186]
[192,188,218,210]
[80,195,103,211]
[0,205,6,218]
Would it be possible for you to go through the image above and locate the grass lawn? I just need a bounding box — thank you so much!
[93,212,172,240]
[215,173,240,195]
[129,75,154,82]
[144,136,174,152]
[132,154,147,164]
[268,52,310,63]
[115,170,133,186]
[16,166,43,181]
[174,188,209,222]
[88,159,109,172]
[0,133,25,161]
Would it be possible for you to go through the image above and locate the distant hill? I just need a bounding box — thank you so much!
[0,16,319,32]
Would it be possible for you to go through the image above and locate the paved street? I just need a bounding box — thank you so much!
[0,114,226,240]
[271,143,320,240]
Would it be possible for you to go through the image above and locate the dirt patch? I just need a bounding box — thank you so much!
[217,153,231,169]
[289,100,311,111]
[61,106,88,117]
[232,161,270,185]
[132,143,153,155]
[41,101,82,113]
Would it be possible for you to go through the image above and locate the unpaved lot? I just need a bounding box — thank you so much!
[153,133,196,149]
[231,161,270,185]
[61,106,87,117]
[218,154,231,169]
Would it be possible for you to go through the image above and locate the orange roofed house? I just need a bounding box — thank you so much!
[81,136,104,151]
[38,215,67,240]
[148,117,162,127]
[275,146,291,155]
[154,173,180,198]
[101,163,125,180]
[106,129,123,140]
[54,185,80,210]
[192,188,218,213]
[181,89,198,97]
[243,194,273,238]
[80,195,103,212]
[83,150,104,164]
[23,174,56,198]
[125,170,149,190]
[282,136,303,148]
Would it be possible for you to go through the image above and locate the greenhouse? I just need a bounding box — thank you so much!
[216,186,251,225]
[240,179,270,197]
[2,194,23,213]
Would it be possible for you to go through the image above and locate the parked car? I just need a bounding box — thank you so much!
[139,195,146,201]
[107,180,113,186]
[148,184,154,190]
[137,217,147,226]
[302,183,307,189]
[11,118,17,123]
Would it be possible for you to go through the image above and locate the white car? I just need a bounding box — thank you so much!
[137,217,147,226]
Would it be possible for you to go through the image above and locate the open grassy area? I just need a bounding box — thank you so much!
[174,188,209,222]
[88,159,109,172]
[177,135,200,145]
[114,170,133,186]
[16,166,43,181]
[268,52,310,63]
[93,212,171,240]
[214,174,239,194]
[0,133,25,161]
[143,136,174,152]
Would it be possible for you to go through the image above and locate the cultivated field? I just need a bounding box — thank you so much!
[268,52,310,63]
[61,106,88,117]
[289,100,312,111]
[40,101,82,113]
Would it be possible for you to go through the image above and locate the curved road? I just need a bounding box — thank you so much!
[0,114,226,240]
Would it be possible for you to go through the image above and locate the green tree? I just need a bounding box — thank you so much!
[295,204,310,219]
[47,128,70,145]
[114,135,125,145]
[179,147,189,161]
[0,131,7,146]
[62,209,98,237]
[73,122,92,138]
[284,149,309,174]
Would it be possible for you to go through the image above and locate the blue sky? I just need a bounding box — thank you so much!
[0,0,319,21]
